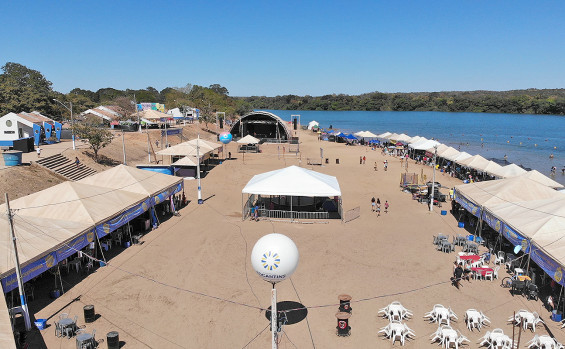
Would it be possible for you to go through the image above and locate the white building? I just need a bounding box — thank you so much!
[0,111,54,141]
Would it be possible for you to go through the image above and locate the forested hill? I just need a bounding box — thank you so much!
[236,89,565,115]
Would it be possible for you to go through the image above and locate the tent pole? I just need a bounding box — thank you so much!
[242,194,244,221]
[57,264,64,294]
[95,232,107,263]
[526,249,531,275]
[290,196,293,221]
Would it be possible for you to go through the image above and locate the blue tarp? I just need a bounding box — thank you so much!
[342,134,358,140]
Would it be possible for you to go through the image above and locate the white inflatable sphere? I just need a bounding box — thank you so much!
[251,234,299,283]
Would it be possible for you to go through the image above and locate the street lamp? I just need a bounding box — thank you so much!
[53,99,75,150]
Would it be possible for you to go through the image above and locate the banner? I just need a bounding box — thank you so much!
[153,183,183,206]
[501,224,530,253]
[482,210,503,234]
[530,244,565,286]
[54,121,62,142]
[95,199,151,238]
[453,189,481,218]
[32,124,41,145]
[43,122,53,140]
[2,251,59,293]
[161,128,182,136]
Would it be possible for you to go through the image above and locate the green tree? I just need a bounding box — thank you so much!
[209,84,229,96]
[73,123,114,162]
[0,62,56,115]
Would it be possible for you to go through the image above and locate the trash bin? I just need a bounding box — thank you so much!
[552,310,562,322]
[325,158,329,164]
[2,150,23,166]
[335,312,351,336]
[338,294,352,313]
[458,222,465,228]
[107,331,119,349]
[441,210,447,215]
[336,159,340,164]
[84,305,95,323]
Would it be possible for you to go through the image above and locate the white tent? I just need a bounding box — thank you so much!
[519,170,564,189]
[409,139,440,150]
[242,166,341,197]
[408,136,426,144]
[395,133,412,142]
[307,120,319,130]
[172,156,199,166]
[186,138,222,151]
[457,155,490,172]
[237,135,260,144]
[386,133,401,141]
[499,164,527,178]
[451,151,472,162]
[377,132,392,139]
[427,144,449,155]
[437,147,460,160]
[483,161,506,178]
[167,108,184,119]
[354,131,378,138]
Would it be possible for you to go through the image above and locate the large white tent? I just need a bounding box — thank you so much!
[354,131,378,138]
[483,161,506,178]
[377,132,392,139]
[237,135,260,144]
[409,139,440,150]
[457,154,490,172]
[242,165,341,197]
[395,133,412,142]
[451,151,472,162]
[437,147,460,160]
[520,170,564,189]
[408,136,426,144]
[307,120,319,130]
[499,164,527,178]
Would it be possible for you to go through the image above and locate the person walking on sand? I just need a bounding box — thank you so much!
[376,198,381,216]
[362,156,366,164]
[360,156,362,164]
[384,200,389,213]
[383,160,388,171]
[36,146,41,158]
[371,197,376,212]
[374,161,378,171]
[75,157,80,168]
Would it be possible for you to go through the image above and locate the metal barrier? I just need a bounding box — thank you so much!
[344,206,360,223]
[258,209,329,221]
[242,194,255,220]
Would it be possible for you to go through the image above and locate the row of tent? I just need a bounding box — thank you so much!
[0,165,184,292]
[454,175,565,286]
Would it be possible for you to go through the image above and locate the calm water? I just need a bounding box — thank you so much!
[265,110,565,185]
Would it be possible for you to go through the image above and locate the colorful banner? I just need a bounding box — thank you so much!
[502,224,530,253]
[530,244,565,286]
[161,128,182,136]
[95,199,151,238]
[453,189,482,218]
[137,103,165,112]
[54,122,62,141]
[1,251,59,293]
[482,210,503,234]
[152,183,183,206]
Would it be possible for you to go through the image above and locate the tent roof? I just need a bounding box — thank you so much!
[427,143,449,154]
[237,135,260,144]
[438,147,460,160]
[186,138,222,150]
[499,164,527,178]
[136,109,170,120]
[408,136,426,144]
[455,176,562,208]
[242,165,341,197]
[355,131,378,138]
[172,156,199,166]
[409,139,440,150]
[8,181,147,225]
[452,151,472,162]
[395,133,412,142]
[79,164,183,197]
[377,132,391,138]
[520,170,564,189]
[386,133,401,140]
[457,154,490,171]
[483,161,506,177]
[156,142,205,156]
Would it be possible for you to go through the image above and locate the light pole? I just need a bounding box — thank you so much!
[429,145,438,212]
[53,99,75,150]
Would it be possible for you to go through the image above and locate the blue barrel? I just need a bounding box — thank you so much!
[34,319,47,330]
[458,222,465,228]
[552,311,562,322]
[441,210,447,215]
[2,150,22,166]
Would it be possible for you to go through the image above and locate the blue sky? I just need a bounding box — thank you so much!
[2,1,564,96]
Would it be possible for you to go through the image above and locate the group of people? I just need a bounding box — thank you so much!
[370,197,389,216]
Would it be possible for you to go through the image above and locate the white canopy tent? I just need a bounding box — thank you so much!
[377,132,392,139]
[437,146,460,160]
[427,143,449,155]
[307,120,319,130]
[395,133,412,142]
[451,151,472,162]
[241,166,342,220]
[354,131,378,138]
[237,135,260,144]
[408,136,426,144]
[519,170,564,189]
[457,154,490,172]
[483,161,506,178]
[409,139,440,150]
[499,164,527,178]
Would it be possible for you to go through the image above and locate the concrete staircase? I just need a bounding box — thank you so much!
[36,154,97,181]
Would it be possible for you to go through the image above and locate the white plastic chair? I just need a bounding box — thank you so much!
[493,266,500,279]
[484,271,494,281]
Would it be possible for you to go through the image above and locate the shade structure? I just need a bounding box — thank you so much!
[519,170,564,189]
[135,109,170,120]
[186,138,222,151]
[437,147,460,160]
[457,154,490,172]
[342,134,358,140]
[354,131,378,138]
[408,136,426,144]
[386,133,400,141]
[242,165,341,197]
[427,143,449,155]
[409,139,440,150]
[455,176,562,211]
[451,151,472,162]
[499,164,527,178]
[79,164,183,197]
[237,135,260,144]
[172,156,199,166]
[156,142,202,156]
[377,132,391,139]
[395,133,412,142]
[307,120,319,130]
[483,161,506,178]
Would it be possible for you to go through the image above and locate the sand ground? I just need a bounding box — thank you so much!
[15,126,565,348]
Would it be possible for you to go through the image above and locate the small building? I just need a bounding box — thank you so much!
[230,111,291,142]
[0,111,61,148]
[80,106,123,124]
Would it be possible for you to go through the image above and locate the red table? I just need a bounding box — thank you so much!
[459,255,480,262]
[471,267,494,277]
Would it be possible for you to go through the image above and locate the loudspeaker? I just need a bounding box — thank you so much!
[293,118,297,130]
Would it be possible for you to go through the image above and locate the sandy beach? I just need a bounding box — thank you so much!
[19,126,565,348]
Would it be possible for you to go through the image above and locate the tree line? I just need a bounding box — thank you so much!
[1,62,564,124]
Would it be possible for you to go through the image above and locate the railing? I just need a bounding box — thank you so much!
[344,206,360,223]
[258,209,329,220]
[243,194,255,221]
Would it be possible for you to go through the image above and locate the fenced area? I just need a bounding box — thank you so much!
[400,173,419,186]
[258,209,329,221]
